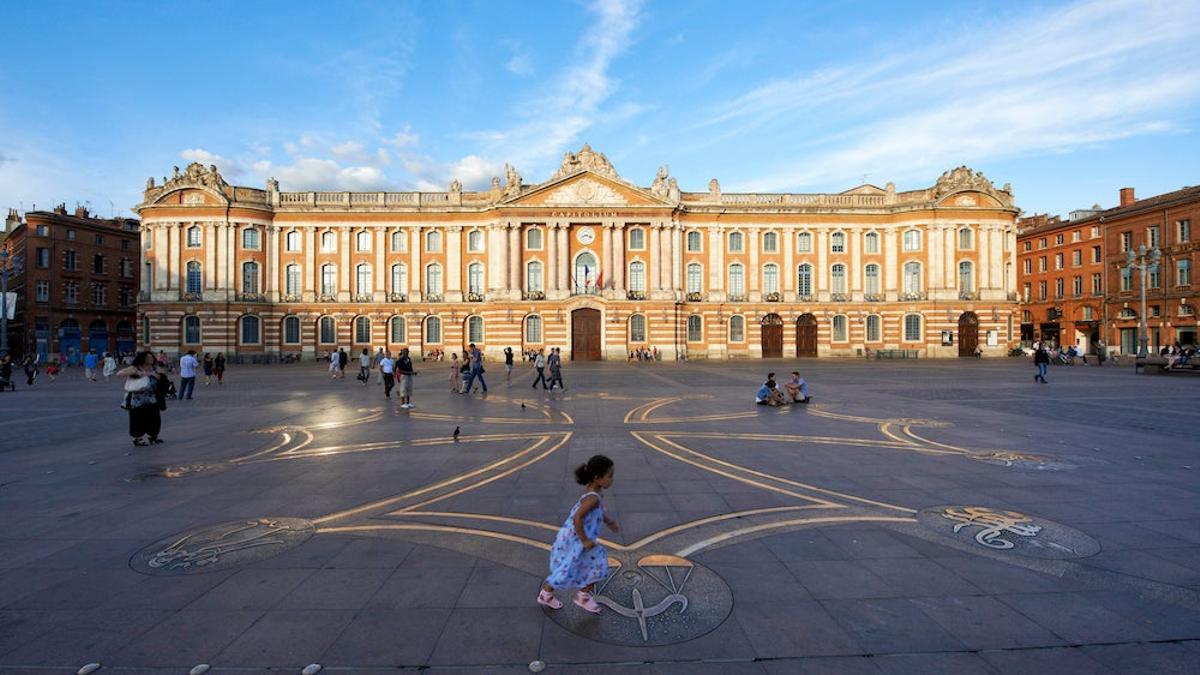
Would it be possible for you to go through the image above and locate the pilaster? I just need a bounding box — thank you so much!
[409,227,422,302]
[447,225,463,302]
[338,227,351,302]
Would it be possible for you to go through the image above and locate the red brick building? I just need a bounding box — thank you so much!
[1017,185,1200,356]
[2,205,141,362]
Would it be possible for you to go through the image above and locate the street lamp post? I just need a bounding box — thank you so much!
[0,249,25,355]
[1124,243,1161,358]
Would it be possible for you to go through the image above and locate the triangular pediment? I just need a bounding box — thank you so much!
[506,171,667,207]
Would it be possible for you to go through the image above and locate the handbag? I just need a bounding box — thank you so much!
[124,375,150,393]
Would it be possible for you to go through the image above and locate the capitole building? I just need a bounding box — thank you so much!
[135,146,1020,361]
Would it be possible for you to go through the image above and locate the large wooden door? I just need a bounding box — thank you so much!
[796,314,817,357]
[761,313,784,358]
[958,312,979,357]
[571,308,602,360]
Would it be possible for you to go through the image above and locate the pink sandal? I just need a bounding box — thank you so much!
[537,589,563,609]
[574,590,602,614]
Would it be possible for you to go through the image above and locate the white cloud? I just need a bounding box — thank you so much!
[709,0,1200,192]
[330,141,368,162]
[383,125,420,148]
[179,148,246,178]
[263,157,388,192]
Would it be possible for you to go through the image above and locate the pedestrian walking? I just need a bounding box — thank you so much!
[462,343,487,394]
[449,353,462,392]
[373,347,386,385]
[531,348,548,390]
[547,347,564,391]
[102,353,117,381]
[328,348,340,379]
[1034,346,1050,383]
[504,346,515,384]
[156,350,170,373]
[203,353,214,384]
[337,348,349,379]
[178,350,199,399]
[379,350,396,398]
[397,348,416,408]
[358,348,372,384]
[537,454,620,613]
[214,352,226,384]
[21,354,38,386]
[119,351,163,446]
[83,351,99,381]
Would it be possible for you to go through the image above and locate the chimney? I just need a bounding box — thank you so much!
[1119,187,1136,207]
[74,205,89,219]
[5,208,20,233]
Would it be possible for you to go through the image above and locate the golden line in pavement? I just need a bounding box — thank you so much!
[676,515,919,557]
[902,426,972,454]
[623,504,830,551]
[316,523,552,552]
[262,432,547,462]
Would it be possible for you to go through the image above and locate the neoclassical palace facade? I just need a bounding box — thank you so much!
[136,147,1019,360]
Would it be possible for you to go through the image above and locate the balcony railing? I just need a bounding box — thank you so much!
[726,293,747,302]
[466,291,484,302]
[958,291,980,301]
[180,291,203,302]
[797,294,815,302]
[686,291,704,302]
[425,293,444,303]
[898,291,927,301]
[318,293,338,303]
[235,292,266,303]
[764,291,782,302]
[351,293,373,303]
[863,293,884,302]
[572,287,601,296]
[387,292,408,302]
[626,290,647,300]
[522,290,546,301]
[830,292,850,302]
[281,293,303,303]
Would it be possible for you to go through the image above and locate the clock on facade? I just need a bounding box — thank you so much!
[575,226,596,245]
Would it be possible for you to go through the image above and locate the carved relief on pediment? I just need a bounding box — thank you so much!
[543,178,628,206]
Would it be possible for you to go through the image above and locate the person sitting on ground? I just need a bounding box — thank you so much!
[784,371,811,403]
[756,378,787,406]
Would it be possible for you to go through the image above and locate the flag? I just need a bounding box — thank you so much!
[596,269,604,290]
[584,264,592,288]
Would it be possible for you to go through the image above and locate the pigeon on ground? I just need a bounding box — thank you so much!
[521,402,526,410]
[453,426,460,441]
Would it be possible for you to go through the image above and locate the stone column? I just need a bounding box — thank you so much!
[671,223,683,295]
[816,228,829,296]
[601,223,614,296]
[305,228,317,299]
[748,228,760,300]
[446,226,463,302]
[205,223,217,290]
[153,225,169,292]
[487,224,503,293]
[613,223,625,292]
[557,225,569,292]
[783,226,795,294]
[338,228,351,302]
[167,223,180,292]
[266,225,279,301]
[708,226,724,300]
[884,228,899,297]
[547,223,559,293]
[649,223,661,291]
[374,227,386,302]
[508,223,521,295]
[850,229,862,295]
[410,227,422,302]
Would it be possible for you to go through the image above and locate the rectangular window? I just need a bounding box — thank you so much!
[1091,225,1100,238]
[1120,232,1132,252]
[1072,250,1082,267]
[1120,267,1133,291]
[242,228,260,250]
[762,231,778,253]
[797,232,812,252]
[1023,241,1031,251]
[35,280,49,302]
[1038,280,1047,300]
[64,281,78,304]
[1054,278,1064,298]
[145,231,153,250]
[1072,276,1082,296]
[1038,237,1046,249]
[1023,259,1032,275]
[187,227,201,247]
[36,248,49,268]
[1055,233,1064,245]
[1054,253,1063,270]
[93,254,106,274]
[1177,259,1192,286]
[629,228,646,250]
[1147,226,1160,248]
[66,229,76,241]
[36,224,48,236]
[1148,266,1160,289]
[1179,219,1191,243]
[1092,246,1102,263]
[903,315,921,342]
[1072,231,1081,242]
[64,250,78,271]
[686,231,702,252]
[1150,305,1161,318]
[92,284,107,306]
[121,239,130,250]
[1038,257,1047,272]
[1092,273,1102,294]
[903,230,921,251]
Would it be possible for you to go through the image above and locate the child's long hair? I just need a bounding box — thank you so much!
[575,454,614,485]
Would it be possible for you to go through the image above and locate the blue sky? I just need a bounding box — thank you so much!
[1,0,1197,219]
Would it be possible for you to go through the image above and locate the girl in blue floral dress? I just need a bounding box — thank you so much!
[538,455,620,613]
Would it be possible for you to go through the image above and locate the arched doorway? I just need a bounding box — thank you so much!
[958,312,979,357]
[795,314,817,357]
[571,308,601,360]
[761,313,783,358]
[88,319,109,354]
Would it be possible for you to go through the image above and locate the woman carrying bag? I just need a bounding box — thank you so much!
[118,351,164,446]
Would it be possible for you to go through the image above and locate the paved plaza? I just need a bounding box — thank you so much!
[1,357,1199,674]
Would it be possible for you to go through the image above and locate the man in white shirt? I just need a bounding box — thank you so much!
[379,351,396,399]
[178,350,200,400]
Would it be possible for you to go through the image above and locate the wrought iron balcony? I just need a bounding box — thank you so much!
[466,291,484,302]
[387,292,408,302]
[281,293,303,303]
[686,291,704,302]
[522,290,546,301]
[726,293,747,302]
[863,293,884,302]
[830,292,850,302]
[797,294,815,302]
[626,290,647,300]
[572,287,601,296]
[318,293,338,302]
[351,293,374,303]
[180,291,203,302]
[898,291,927,301]
[959,291,980,301]
[764,291,782,303]
[425,293,444,303]
[235,292,266,303]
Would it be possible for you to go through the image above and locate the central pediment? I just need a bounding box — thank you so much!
[506,171,667,208]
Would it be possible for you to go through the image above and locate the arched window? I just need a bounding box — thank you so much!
[832,315,848,341]
[903,314,922,342]
[186,226,201,247]
[629,314,647,342]
[526,261,543,293]
[467,315,484,343]
[728,264,745,296]
[866,315,881,342]
[729,315,745,342]
[283,316,301,344]
[425,316,442,343]
[831,232,845,253]
[356,230,371,252]
[629,227,646,250]
[629,261,646,292]
[959,261,974,291]
[686,231,702,252]
[354,316,371,343]
[958,227,974,250]
[319,317,336,344]
[285,264,301,296]
[575,251,598,293]
[390,316,406,343]
[526,228,543,250]
[525,315,542,343]
[797,264,813,296]
[425,230,441,252]
[864,264,880,295]
[831,264,846,294]
[467,230,484,252]
[763,264,780,294]
[240,316,260,344]
[321,231,336,252]
[426,264,443,295]
[355,264,372,295]
[797,231,812,252]
[183,316,201,344]
[864,231,880,253]
[241,261,259,294]
[186,261,202,294]
[762,231,778,252]
[728,231,744,252]
[321,264,336,296]
[468,263,484,294]
[391,231,406,252]
[286,230,300,252]
[687,315,703,342]
[390,264,407,294]
[687,263,703,294]
[903,262,922,294]
[903,229,922,251]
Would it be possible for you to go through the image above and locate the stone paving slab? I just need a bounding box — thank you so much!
[0,359,1198,672]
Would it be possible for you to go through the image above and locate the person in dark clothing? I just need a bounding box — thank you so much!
[1034,346,1050,383]
[118,351,164,446]
[337,348,349,378]
[504,347,515,384]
